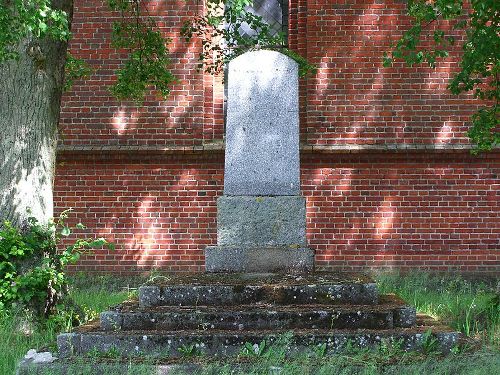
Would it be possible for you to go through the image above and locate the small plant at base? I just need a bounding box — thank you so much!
[240,340,266,357]
[421,329,440,355]
[450,344,461,355]
[0,209,114,320]
[312,342,327,358]
[262,332,293,362]
[104,346,122,359]
[146,269,171,285]
[462,298,480,337]
[86,346,121,359]
[341,339,356,354]
[450,342,475,356]
[86,347,101,360]
[329,311,341,330]
[378,338,405,357]
[178,343,203,357]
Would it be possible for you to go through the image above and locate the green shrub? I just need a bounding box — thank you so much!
[0,210,114,318]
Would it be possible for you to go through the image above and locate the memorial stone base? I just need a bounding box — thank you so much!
[205,245,314,273]
[205,196,314,272]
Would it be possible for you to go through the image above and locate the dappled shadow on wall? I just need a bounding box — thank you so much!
[307,0,473,146]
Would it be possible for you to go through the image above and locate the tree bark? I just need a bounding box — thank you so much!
[0,1,73,228]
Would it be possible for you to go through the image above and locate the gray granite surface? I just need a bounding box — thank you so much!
[217,196,307,246]
[224,50,299,196]
[205,245,314,273]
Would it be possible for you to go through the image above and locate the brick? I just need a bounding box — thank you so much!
[54,1,499,274]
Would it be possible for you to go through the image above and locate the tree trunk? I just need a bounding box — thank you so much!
[0,1,73,228]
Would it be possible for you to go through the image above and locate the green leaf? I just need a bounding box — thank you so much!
[384,0,499,153]
[382,53,393,67]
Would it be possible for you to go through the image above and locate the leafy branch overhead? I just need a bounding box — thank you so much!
[384,0,499,153]
[107,0,175,102]
[1,0,313,100]
[0,0,494,148]
[181,0,315,77]
[0,0,70,62]
[64,52,93,91]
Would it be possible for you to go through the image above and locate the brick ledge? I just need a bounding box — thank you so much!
[57,143,497,154]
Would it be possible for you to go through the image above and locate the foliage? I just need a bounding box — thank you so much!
[107,0,175,103]
[384,0,499,153]
[0,0,70,62]
[64,53,93,91]
[239,332,293,361]
[0,210,114,317]
[0,1,175,102]
[1,0,314,102]
[177,343,203,357]
[421,329,440,355]
[240,340,267,357]
[0,282,130,375]
[181,0,316,77]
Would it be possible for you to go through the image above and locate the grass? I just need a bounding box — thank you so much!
[1,271,499,375]
[376,271,500,346]
[17,346,500,375]
[0,274,134,375]
[69,273,140,312]
[0,311,59,375]
[178,350,500,375]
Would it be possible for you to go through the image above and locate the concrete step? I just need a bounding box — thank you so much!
[57,317,459,359]
[139,272,378,307]
[100,294,415,332]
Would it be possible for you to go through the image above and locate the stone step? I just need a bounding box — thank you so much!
[139,273,378,307]
[57,318,459,358]
[100,294,415,332]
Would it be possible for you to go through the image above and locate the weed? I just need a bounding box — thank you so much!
[2,272,500,375]
[420,329,440,355]
[145,270,171,285]
[86,347,101,359]
[240,340,266,357]
[376,271,500,346]
[312,342,327,358]
[177,343,203,357]
[378,337,405,358]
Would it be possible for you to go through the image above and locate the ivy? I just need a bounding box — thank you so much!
[0,210,114,317]
[384,0,499,153]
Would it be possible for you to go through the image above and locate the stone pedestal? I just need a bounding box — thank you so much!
[205,50,314,273]
[205,245,314,273]
[205,196,314,272]
[217,196,307,246]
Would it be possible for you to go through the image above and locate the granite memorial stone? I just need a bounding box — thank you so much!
[224,50,300,196]
[205,50,314,273]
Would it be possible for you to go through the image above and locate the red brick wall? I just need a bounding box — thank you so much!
[303,152,499,272]
[56,153,223,273]
[56,0,499,273]
[56,150,499,274]
[61,0,210,146]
